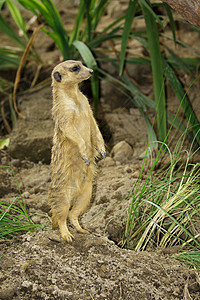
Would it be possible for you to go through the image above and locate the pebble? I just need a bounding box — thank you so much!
[21,280,32,288]
[22,191,30,199]
[11,159,21,167]
[0,285,17,299]
[99,156,115,167]
[124,166,132,173]
[111,141,133,163]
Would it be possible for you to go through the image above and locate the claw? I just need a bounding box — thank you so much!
[100,151,106,158]
[82,156,90,165]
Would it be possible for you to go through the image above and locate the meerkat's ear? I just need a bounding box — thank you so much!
[53,71,62,82]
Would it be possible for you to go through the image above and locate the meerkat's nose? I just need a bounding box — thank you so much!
[89,69,93,75]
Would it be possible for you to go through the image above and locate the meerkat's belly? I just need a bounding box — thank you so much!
[53,130,93,174]
[74,111,92,151]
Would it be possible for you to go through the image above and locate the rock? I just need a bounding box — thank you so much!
[124,166,132,173]
[10,159,21,167]
[98,156,116,167]
[9,86,53,163]
[111,141,133,163]
[0,283,17,299]
[22,191,30,199]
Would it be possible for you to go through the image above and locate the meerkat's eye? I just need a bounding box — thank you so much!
[69,65,81,73]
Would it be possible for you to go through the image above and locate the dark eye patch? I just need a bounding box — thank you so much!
[69,65,81,73]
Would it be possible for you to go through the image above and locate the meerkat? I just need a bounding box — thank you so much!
[48,60,106,242]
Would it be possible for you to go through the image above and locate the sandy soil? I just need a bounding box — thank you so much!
[0,1,200,299]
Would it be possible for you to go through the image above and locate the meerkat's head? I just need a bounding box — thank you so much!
[52,60,93,86]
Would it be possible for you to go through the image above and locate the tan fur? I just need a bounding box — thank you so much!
[48,60,105,242]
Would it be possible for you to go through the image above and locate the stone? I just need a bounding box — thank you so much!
[111,141,133,163]
[9,86,53,163]
[98,156,116,167]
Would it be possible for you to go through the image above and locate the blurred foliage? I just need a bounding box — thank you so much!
[0,0,199,147]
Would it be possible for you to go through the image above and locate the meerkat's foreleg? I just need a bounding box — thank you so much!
[90,115,106,157]
[68,179,92,234]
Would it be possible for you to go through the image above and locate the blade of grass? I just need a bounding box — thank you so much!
[173,251,200,269]
[0,14,26,49]
[163,2,176,44]
[92,0,111,30]
[98,66,187,134]
[18,0,70,59]
[139,0,164,28]
[73,40,99,116]
[163,59,200,145]
[165,46,192,74]
[119,0,137,75]
[139,0,167,142]
[0,48,21,69]
[69,0,86,45]
[6,0,28,40]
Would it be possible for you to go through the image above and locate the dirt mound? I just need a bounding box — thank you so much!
[1,230,199,300]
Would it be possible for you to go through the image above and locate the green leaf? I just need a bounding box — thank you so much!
[139,110,158,158]
[139,0,164,28]
[91,0,111,31]
[6,0,28,40]
[0,48,21,68]
[73,40,99,116]
[163,59,200,145]
[69,0,86,45]
[165,56,200,72]
[165,47,191,74]
[0,0,5,9]
[18,0,69,59]
[0,138,10,149]
[119,0,137,75]
[98,65,187,134]
[163,2,176,45]
[139,0,167,142]
[0,14,25,49]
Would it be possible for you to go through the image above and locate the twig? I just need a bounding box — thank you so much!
[30,64,42,88]
[0,98,11,133]
[13,23,44,118]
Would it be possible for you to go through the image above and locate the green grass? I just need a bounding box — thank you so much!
[173,251,200,269]
[123,127,200,268]
[0,165,46,239]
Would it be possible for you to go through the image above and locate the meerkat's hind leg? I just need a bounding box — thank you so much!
[54,203,74,242]
[51,208,59,229]
[69,180,92,234]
